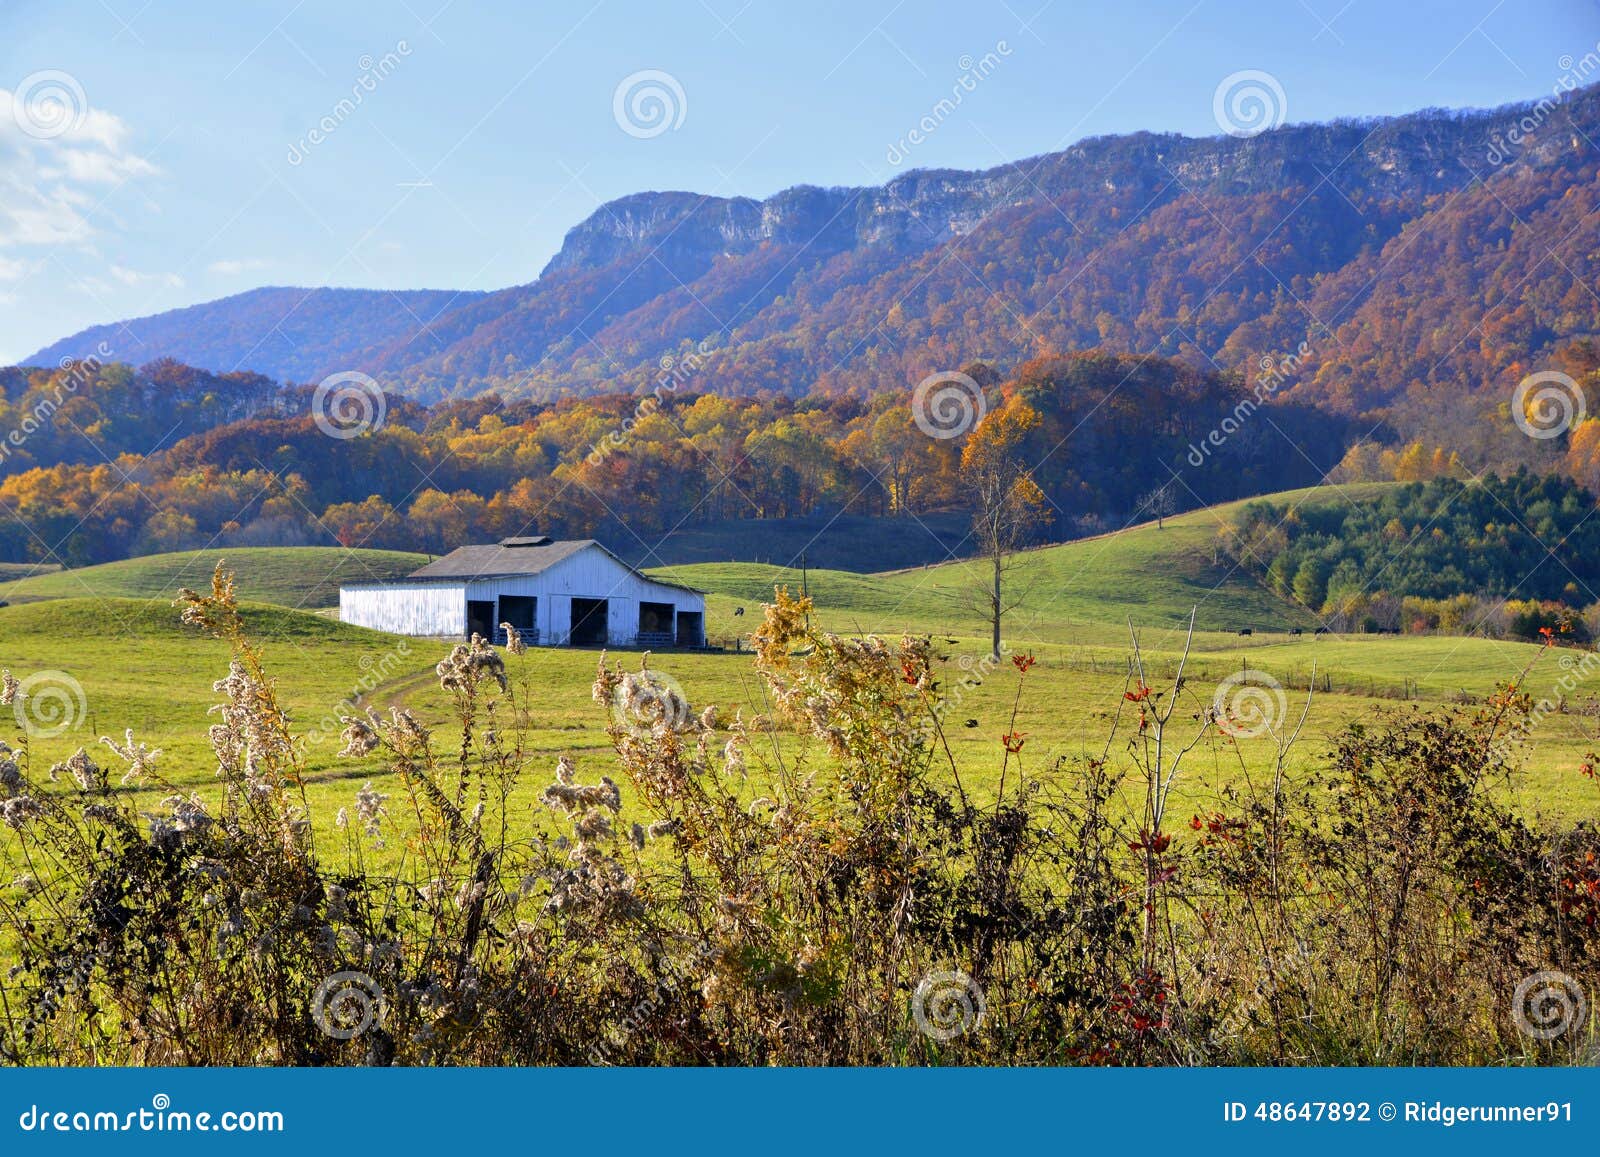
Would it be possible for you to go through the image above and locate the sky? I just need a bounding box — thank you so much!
[0,0,1595,363]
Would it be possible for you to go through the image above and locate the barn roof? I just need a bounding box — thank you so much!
[408,538,594,579]
[402,538,703,594]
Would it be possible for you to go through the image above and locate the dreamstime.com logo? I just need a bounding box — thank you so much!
[1512,970,1587,1042]
[611,670,693,739]
[312,371,387,440]
[301,642,414,749]
[286,42,411,165]
[1484,44,1600,167]
[912,643,1011,746]
[0,341,112,469]
[11,69,87,139]
[911,371,987,440]
[885,40,1012,166]
[311,970,387,1040]
[5,670,87,739]
[1512,370,1585,440]
[912,969,986,1042]
[613,70,686,138]
[1211,669,1287,739]
[1213,70,1287,138]
[588,937,719,1064]
[1184,329,1326,469]
[1490,648,1600,767]
[587,337,716,465]
[17,1094,284,1134]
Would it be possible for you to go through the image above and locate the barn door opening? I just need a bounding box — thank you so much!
[466,599,496,640]
[498,594,537,646]
[637,601,674,647]
[569,597,609,646]
[675,610,703,648]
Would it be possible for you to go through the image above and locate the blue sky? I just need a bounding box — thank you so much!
[0,0,1595,363]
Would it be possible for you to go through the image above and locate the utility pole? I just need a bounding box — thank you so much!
[800,551,810,631]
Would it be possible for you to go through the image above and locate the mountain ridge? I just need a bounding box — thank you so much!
[25,83,1600,429]
[28,285,487,386]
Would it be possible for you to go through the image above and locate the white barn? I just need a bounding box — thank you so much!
[339,537,706,648]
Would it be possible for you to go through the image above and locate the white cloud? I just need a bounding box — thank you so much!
[109,264,183,289]
[68,106,134,154]
[0,84,159,256]
[0,198,93,246]
[207,257,271,275]
[70,274,112,297]
[45,147,157,185]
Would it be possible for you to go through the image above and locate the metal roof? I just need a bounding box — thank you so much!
[408,538,594,579]
[392,538,704,594]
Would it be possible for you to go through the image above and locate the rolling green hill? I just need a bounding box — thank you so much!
[0,485,1391,640]
[615,512,972,572]
[0,547,428,610]
[0,595,393,644]
[655,484,1397,637]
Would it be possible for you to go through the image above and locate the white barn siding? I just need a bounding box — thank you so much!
[463,551,703,646]
[338,543,705,646]
[607,597,633,645]
[340,582,465,636]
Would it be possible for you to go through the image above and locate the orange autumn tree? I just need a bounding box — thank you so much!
[960,400,1049,661]
[1565,418,1600,496]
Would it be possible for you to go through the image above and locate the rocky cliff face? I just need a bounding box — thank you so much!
[540,172,1056,277]
[541,91,1569,281]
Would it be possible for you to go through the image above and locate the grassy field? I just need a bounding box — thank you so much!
[0,546,428,610]
[3,481,1596,868]
[613,511,973,571]
[659,483,1397,642]
[3,596,1595,844]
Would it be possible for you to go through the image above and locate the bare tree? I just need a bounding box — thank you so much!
[1139,481,1178,529]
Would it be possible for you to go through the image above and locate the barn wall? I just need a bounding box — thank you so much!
[462,547,705,646]
[606,595,634,645]
[340,583,465,636]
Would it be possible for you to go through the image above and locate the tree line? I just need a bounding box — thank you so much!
[1219,471,1600,637]
[0,352,1345,568]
